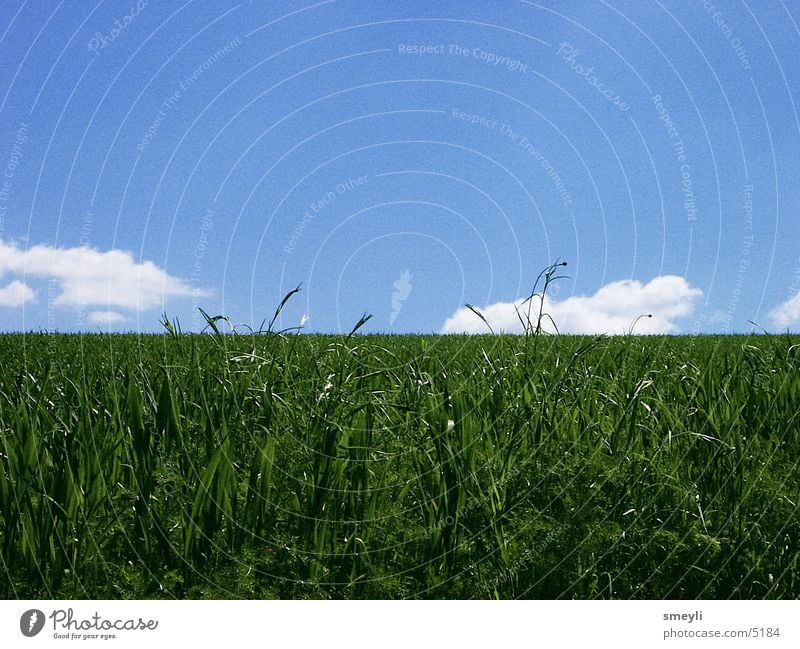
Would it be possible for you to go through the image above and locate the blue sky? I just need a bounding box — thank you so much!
[0,0,798,334]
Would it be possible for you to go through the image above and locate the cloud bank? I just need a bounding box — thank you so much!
[0,240,204,313]
[0,280,35,307]
[442,276,703,335]
[768,291,800,329]
[87,310,127,326]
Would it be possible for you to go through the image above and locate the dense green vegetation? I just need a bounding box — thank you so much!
[1,332,798,598]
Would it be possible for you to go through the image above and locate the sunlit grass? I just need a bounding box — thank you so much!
[0,331,798,598]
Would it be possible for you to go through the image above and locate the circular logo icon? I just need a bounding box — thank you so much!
[20,609,45,637]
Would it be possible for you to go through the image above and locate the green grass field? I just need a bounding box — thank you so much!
[1,332,798,599]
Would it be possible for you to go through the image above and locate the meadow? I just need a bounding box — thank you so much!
[0,330,798,599]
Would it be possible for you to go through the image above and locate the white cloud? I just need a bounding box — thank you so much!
[768,291,800,329]
[442,275,702,335]
[87,310,126,326]
[0,240,206,311]
[0,280,35,307]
